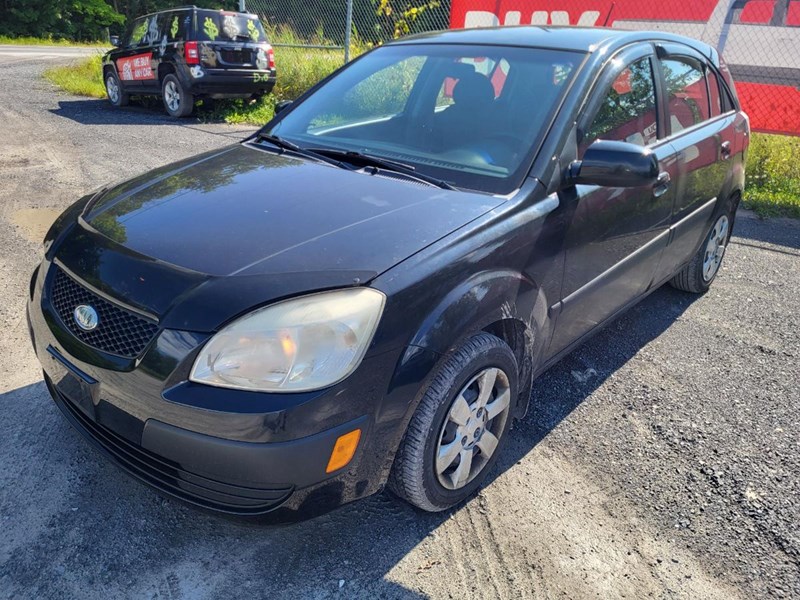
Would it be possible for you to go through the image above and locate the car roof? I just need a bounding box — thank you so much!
[391,25,715,58]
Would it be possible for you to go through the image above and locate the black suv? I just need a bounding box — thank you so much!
[103,6,277,117]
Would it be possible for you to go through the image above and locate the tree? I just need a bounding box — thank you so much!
[0,0,124,40]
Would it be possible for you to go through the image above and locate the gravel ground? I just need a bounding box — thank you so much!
[0,54,798,600]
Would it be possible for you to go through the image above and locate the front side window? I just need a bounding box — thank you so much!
[129,17,149,48]
[660,57,710,134]
[269,44,579,194]
[582,57,658,151]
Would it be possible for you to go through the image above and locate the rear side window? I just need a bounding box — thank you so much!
[165,11,191,42]
[195,11,267,43]
[129,14,161,48]
[582,57,658,151]
[660,57,710,134]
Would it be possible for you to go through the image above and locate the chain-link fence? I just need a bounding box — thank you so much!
[243,0,799,136]
[244,0,451,61]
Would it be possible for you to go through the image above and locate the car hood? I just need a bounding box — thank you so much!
[84,144,503,278]
[56,144,504,330]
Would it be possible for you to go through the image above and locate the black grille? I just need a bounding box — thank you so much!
[49,379,293,515]
[49,267,159,358]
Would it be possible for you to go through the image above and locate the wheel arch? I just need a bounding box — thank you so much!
[395,268,551,420]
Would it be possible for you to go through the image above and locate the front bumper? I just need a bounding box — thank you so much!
[27,259,416,521]
[46,372,365,515]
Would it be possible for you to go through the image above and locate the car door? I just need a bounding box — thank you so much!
[547,44,679,357]
[651,44,740,280]
[114,15,158,92]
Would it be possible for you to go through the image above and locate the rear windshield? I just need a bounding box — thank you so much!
[195,10,267,43]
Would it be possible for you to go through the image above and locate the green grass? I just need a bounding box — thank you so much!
[744,133,800,219]
[0,35,107,46]
[42,53,106,98]
[204,44,349,125]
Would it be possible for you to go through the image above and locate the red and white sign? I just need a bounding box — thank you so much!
[449,0,800,136]
[116,52,155,81]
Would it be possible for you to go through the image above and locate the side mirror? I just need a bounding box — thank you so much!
[274,100,293,115]
[567,140,659,188]
[109,35,120,47]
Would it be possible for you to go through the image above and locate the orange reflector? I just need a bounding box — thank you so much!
[326,429,361,473]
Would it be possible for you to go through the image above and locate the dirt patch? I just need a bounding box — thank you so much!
[10,208,61,243]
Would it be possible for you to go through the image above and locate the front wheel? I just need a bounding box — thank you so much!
[389,333,518,512]
[670,199,735,293]
[161,74,194,118]
[105,71,129,107]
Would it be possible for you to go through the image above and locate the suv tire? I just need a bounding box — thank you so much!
[162,74,194,118]
[389,332,518,512]
[105,71,129,107]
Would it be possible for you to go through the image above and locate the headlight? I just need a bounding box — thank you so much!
[189,288,385,392]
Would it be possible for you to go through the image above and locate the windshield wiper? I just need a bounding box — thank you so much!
[254,134,348,168]
[306,148,456,190]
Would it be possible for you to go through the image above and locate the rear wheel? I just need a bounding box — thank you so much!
[389,333,517,512]
[161,74,194,118]
[105,71,129,107]
[670,198,735,293]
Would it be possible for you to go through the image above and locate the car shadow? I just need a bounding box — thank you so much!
[48,99,258,138]
[0,284,697,597]
[731,209,800,252]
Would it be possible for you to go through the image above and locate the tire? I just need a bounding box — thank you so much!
[105,71,129,107]
[161,74,194,118]
[389,332,518,512]
[670,197,736,294]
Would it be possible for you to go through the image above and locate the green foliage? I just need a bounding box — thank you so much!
[42,52,106,97]
[744,133,800,219]
[0,0,123,42]
[375,0,442,39]
[0,0,236,42]
[205,41,354,125]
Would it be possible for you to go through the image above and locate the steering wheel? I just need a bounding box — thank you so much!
[462,133,524,166]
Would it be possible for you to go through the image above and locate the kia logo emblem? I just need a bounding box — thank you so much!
[73,305,99,331]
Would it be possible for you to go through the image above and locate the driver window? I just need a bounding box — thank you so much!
[581,57,658,154]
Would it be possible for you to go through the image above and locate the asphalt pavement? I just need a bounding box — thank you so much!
[0,54,798,599]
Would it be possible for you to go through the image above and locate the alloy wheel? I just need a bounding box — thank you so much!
[106,76,119,104]
[435,367,511,490]
[164,80,180,113]
[703,214,729,281]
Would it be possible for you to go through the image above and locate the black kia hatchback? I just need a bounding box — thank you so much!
[30,26,749,520]
[103,6,276,117]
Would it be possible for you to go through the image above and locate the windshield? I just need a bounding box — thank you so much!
[195,10,267,43]
[267,44,581,194]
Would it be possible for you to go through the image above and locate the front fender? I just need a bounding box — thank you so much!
[401,269,551,418]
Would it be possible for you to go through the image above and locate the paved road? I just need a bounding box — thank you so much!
[0,45,107,61]
[0,57,798,599]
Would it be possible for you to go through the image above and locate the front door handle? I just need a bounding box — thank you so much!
[653,171,671,198]
[720,140,732,160]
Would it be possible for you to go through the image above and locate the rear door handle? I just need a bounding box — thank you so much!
[653,171,671,198]
[720,141,732,159]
